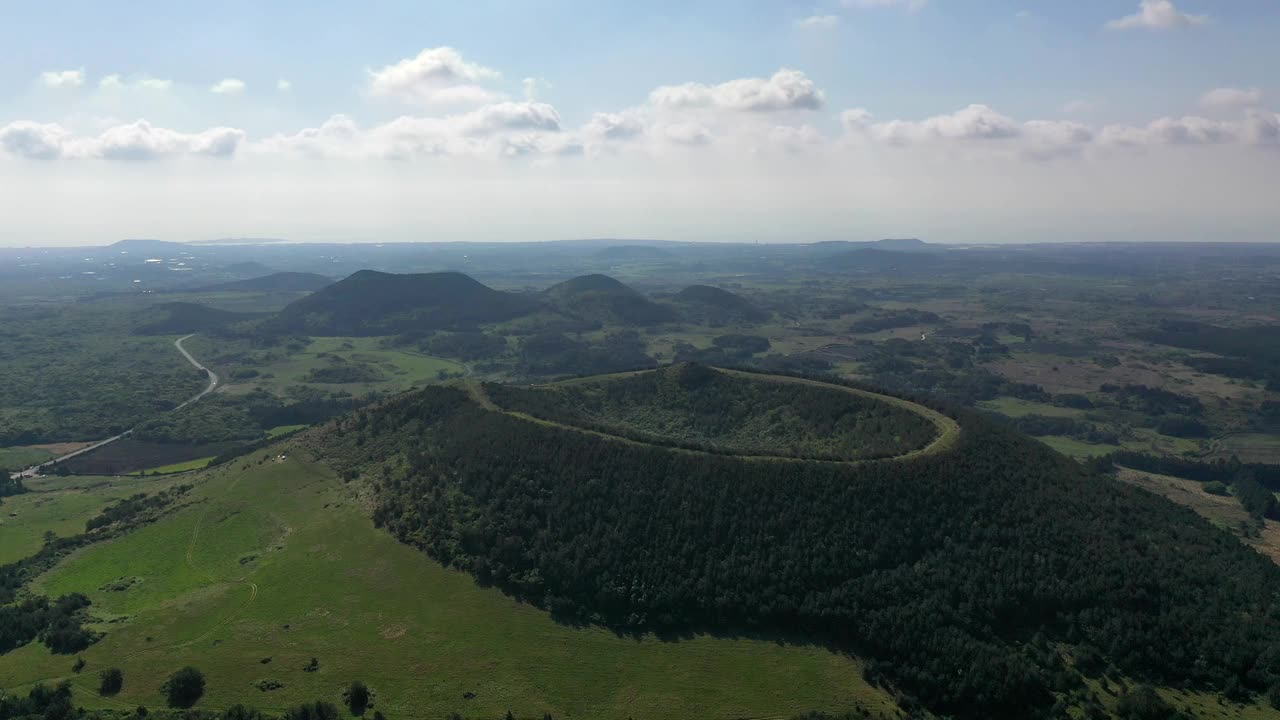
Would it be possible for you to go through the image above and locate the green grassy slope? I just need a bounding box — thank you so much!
[0,475,185,565]
[1,452,896,719]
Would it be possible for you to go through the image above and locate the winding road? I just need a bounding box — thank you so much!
[10,334,219,480]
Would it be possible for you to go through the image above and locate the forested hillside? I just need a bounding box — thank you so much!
[485,364,939,460]
[266,270,539,335]
[312,376,1280,719]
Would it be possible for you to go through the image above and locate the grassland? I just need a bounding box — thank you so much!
[1210,433,1280,464]
[265,424,308,438]
[0,451,897,719]
[192,336,467,397]
[0,445,53,471]
[1116,468,1280,564]
[0,474,187,565]
[128,456,216,476]
[979,396,1084,418]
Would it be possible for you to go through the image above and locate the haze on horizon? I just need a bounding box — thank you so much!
[1,0,1278,248]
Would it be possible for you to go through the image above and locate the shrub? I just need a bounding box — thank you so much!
[346,680,371,715]
[162,666,206,708]
[99,668,124,696]
[284,700,340,720]
[1203,481,1229,496]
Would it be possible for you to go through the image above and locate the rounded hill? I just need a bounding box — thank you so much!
[482,363,950,461]
[314,372,1280,719]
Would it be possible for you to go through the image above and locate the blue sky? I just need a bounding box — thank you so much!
[1,1,1277,245]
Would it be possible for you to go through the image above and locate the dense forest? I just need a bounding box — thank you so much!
[484,364,938,461]
[312,378,1280,719]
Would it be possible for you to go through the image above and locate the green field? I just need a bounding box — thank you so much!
[0,445,53,471]
[198,336,468,397]
[1,451,896,718]
[0,475,185,565]
[266,424,308,438]
[129,456,216,476]
[979,396,1084,418]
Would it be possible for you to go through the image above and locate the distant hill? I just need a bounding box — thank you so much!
[809,238,941,255]
[823,248,946,272]
[134,302,260,335]
[671,285,767,322]
[108,239,192,255]
[199,272,333,293]
[594,245,674,261]
[544,274,676,326]
[266,270,539,335]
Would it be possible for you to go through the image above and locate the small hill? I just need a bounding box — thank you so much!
[199,272,333,293]
[671,285,767,322]
[108,239,191,254]
[133,302,259,335]
[543,274,676,326]
[316,371,1280,719]
[266,270,538,336]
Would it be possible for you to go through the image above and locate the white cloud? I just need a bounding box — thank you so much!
[367,47,501,106]
[650,69,823,113]
[83,121,247,160]
[254,102,563,160]
[210,78,246,95]
[39,69,85,88]
[0,122,70,159]
[659,122,713,147]
[1105,0,1207,31]
[0,120,245,161]
[99,74,171,91]
[1095,114,1278,147]
[1200,87,1263,110]
[277,79,292,92]
[583,112,645,141]
[855,104,1021,145]
[794,14,840,30]
[843,0,926,10]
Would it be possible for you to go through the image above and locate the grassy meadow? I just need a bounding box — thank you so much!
[0,451,897,719]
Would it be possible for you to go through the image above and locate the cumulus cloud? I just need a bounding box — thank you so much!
[39,69,85,88]
[854,104,1021,145]
[794,14,840,30]
[0,122,70,160]
[253,101,564,160]
[210,78,246,95]
[649,69,823,113]
[583,112,645,141]
[367,47,502,106]
[1101,116,1240,146]
[0,120,245,161]
[1105,0,1207,31]
[100,74,172,91]
[1200,87,1263,110]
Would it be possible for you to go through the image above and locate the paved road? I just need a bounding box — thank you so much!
[10,334,219,480]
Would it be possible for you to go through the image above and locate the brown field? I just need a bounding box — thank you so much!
[1116,468,1280,564]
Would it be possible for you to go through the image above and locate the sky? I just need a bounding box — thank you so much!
[1,0,1278,246]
